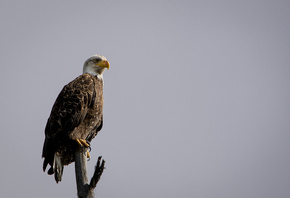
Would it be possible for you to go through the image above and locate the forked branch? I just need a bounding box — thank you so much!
[75,147,105,198]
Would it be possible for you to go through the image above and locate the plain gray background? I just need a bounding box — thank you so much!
[1,0,290,197]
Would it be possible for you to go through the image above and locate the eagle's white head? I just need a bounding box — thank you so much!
[83,55,110,79]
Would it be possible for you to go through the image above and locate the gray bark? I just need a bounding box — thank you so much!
[75,147,105,198]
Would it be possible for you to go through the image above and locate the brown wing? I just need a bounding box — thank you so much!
[42,73,96,171]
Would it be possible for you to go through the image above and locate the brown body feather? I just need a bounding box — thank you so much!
[42,73,104,182]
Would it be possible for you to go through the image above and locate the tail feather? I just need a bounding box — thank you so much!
[53,152,64,183]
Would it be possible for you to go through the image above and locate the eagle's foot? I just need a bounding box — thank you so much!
[76,139,91,160]
[76,139,90,148]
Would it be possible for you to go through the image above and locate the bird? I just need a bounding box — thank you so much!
[42,55,109,183]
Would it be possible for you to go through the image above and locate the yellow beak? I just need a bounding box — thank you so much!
[96,60,110,70]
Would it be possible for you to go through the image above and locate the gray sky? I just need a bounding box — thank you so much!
[1,0,290,197]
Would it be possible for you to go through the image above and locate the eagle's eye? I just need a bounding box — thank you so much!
[94,58,101,63]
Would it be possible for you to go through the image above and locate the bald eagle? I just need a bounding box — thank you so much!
[42,55,109,183]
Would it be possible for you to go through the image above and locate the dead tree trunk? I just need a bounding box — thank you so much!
[75,147,105,198]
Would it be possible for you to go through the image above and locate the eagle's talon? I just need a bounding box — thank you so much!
[86,140,92,152]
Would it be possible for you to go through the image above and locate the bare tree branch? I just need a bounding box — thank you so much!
[90,156,105,189]
[75,147,105,198]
